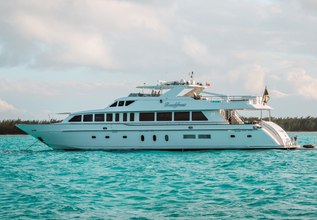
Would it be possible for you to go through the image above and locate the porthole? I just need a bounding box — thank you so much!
[141,135,145,142]
[153,135,157,141]
[105,136,110,139]
[92,136,96,139]
[230,135,235,138]
[165,135,169,141]
[123,135,127,139]
[247,135,252,138]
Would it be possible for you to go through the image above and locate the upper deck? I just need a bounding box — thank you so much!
[122,79,271,110]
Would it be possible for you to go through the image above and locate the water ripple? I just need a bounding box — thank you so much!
[0,134,316,219]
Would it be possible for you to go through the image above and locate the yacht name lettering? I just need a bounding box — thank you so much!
[164,102,187,108]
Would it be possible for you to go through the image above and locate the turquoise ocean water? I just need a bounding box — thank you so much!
[0,133,317,219]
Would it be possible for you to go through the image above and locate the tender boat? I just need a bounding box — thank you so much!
[17,78,299,150]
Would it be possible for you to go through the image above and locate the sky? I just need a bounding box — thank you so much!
[0,0,317,120]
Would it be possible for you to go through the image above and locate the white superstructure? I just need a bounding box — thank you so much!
[17,78,299,150]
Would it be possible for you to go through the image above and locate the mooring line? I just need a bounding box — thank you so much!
[25,140,40,151]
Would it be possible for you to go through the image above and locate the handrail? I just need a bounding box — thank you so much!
[202,95,262,104]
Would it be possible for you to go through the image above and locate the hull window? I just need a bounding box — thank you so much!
[95,114,105,122]
[140,112,155,121]
[153,135,157,141]
[123,135,127,139]
[174,112,190,121]
[198,134,211,139]
[165,135,169,141]
[92,136,96,139]
[157,112,172,121]
[230,135,235,138]
[83,114,93,122]
[141,135,145,142]
[105,136,110,139]
[192,112,208,121]
[183,134,196,139]
[247,135,252,138]
[69,115,82,122]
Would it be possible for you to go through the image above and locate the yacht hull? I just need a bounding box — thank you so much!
[17,122,297,150]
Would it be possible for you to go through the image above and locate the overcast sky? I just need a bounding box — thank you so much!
[0,0,317,120]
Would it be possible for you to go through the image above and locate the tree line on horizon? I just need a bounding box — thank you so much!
[0,117,317,135]
[0,119,61,135]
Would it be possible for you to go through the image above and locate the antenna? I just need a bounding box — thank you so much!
[190,71,194,80]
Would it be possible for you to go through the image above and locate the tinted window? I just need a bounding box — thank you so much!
[192,111,208,121]
[130,113,135,121]
[157,112,172,121]
[95,114,105,122]
[118,101,124,106]
[174,112,190,121]
[140,112,155,121]
[141,135,145,142]
[110,102,117,107]
[115,113,120,122]
[125,100,135,106]
[69,115,81,122]
[198,134,211,139]
[106,113,113,122]
[83,114,93,122]
[183,134,196,139]
[123,113,127,122]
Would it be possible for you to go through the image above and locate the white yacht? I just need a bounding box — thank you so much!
[17,78,299,150]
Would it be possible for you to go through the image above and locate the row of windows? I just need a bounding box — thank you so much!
[69,111,207,122]
[69,113,135,122]
[139,111,207,121]
[183,134,211,139]
[110,100,135,107]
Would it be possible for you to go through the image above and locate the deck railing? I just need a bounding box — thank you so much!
[203,95,262,104]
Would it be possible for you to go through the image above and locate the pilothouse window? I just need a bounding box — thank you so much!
[118,101,124,107]
[125,100,135,106]
[69,115,81,122]
[110,102,117,107]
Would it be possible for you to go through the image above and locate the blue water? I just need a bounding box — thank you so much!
[0,133,317,219]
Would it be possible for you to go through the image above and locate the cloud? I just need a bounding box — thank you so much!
[228,64,267,94]
[287,69,317,100]
[182,36,212,65]
[0,0,170,70]
[0,99,15,113]
[1,0,317,117]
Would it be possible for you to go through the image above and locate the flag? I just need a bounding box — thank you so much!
[262,86,270,105]
[206,82,211,87]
